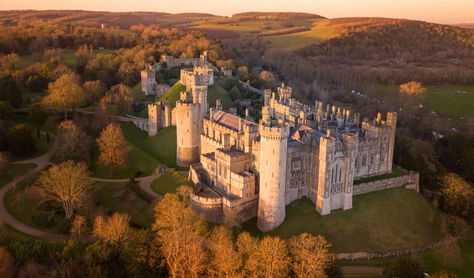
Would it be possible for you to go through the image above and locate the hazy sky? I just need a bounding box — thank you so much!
[1,0,472,24]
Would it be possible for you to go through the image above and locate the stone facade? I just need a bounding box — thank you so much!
[182,81,406,232]
[146,59,411,231]
[147,61,214,137]
[140,64,157,96]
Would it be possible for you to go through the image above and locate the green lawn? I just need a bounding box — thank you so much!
[266,19,341,49]
[151,170,192,196]
[0,163,36,187]
[0,223,35,246]
[91,123,181,179]
[425,85,474,120]
[159,82,234,110]
[240,188,444,253]
[342,237,474,277]
[160,82,186,108]
[95,182,153,228]
[4,174,71,235]
[8,132,54,162]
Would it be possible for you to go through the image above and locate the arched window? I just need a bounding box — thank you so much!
[362,154,367,167]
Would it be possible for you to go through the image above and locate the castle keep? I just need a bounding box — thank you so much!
[149,63,399,232]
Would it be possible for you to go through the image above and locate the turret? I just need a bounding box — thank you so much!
[216,99,223,111]
[147,103,160,136]
[176,99,201,167]
[263,89,272,107]
[257,120,289,231]
[316,133,337,215]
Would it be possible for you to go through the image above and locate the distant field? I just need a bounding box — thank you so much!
[361,83,474,123]
[192,18,316,36]
[240,188,444,253]
[19,48,116,68]
[424,85,474,120]
[266,19,343,49]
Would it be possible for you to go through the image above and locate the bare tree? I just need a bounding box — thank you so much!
[208,226,242,278]
[153,193,208,278]
[70,215,87,238]
[96,123,129,175]
[37,160,93,219]
[57,120,91,164]
[42,73,85,119]
[289,233,334,278]
[93,213,131,243]
[246,236,290,278]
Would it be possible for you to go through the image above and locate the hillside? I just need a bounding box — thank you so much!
[0,10,216,29]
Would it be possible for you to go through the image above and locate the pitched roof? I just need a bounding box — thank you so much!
[212,110,257,131]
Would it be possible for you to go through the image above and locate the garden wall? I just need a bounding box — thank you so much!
[353,171,419,196]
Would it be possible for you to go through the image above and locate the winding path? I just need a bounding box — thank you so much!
[1,138,68,240]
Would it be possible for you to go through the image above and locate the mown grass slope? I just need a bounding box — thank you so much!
[241,188,444,253]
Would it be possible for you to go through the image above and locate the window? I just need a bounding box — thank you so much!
[292,160,302,171]
[362,154,367,167]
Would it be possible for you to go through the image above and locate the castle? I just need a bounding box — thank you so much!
[148,63,398,232]
[141,51,216,96]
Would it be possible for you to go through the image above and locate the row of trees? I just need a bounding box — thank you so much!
[0,183,337,277]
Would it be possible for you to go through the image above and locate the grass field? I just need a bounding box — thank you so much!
[95,182,153,228]
[240,188,444,253]
[343,237,474,277]
[361,83,474,123]
[160,82,186,108]
[151,170,192,196]
[19,48,116,68]
[0,164,36,187]
[424,85,474,120]
[4,174,71,235]
[266,19,342,49]
[91,123,179,179]
[160,82,234,110]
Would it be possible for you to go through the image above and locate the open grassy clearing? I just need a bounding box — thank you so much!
[0,163,36,187]
[342,236,474,277]
[95,182,153,228]
[360,83,474,123]
[160,82,234,110]
[4,174,71,235]
[151,170,192,196]
[192,17,317,37]
[240,188,444,253]
[424,85,474,120]
[19,48,116,68]
[91,123,179,179]
[8,131,54,162]
[266,19,342,49]
[4,174,153,235]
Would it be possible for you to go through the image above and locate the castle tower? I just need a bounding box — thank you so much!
[386,112,397,173]
[147,103,160,136]
[192,85,208,118]
[257,118,289,232]
[316,132,336,215]
[141,65,157,96]
[176,96,201,167]
[263,89,272,106]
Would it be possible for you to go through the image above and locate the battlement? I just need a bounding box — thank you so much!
[259,123,290,139]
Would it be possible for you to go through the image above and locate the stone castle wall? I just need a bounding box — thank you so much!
[353,171,419,196]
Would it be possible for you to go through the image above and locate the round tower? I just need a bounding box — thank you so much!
[257,122,289,232]
[176,101,201,166]
[147,103,160,136]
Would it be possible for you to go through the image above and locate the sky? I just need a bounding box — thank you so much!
[1,0,473,24]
